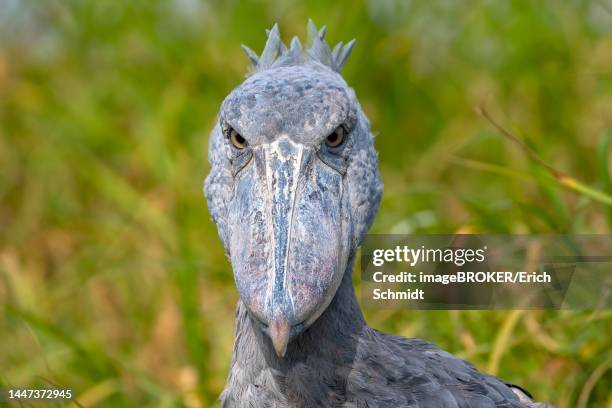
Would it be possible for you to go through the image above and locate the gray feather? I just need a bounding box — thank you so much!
[307,19,332,67]
[238,20,354,74]
[318,25,327,40]
[334,38,356,71]
[240,44,259,66]
[259,23,285,69]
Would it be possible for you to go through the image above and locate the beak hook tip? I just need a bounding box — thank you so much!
[269,316,290,357]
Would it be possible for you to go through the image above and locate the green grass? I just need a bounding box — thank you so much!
[1,1,611,407]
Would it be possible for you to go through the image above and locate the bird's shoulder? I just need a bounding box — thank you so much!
[340,328,539,408]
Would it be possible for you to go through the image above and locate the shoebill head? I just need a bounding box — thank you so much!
[205,21,382,357]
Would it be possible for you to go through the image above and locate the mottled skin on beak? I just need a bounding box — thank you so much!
[205,62,382,357]
[228,134,351,354]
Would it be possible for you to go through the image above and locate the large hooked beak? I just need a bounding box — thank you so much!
[228,137,349,357]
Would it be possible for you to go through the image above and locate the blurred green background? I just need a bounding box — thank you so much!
[1,0,611,407]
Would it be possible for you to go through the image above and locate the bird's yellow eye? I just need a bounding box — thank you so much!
[325,126,345,148]
[230,129,248,149]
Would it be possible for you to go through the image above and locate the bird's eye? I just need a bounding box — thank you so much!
[229,128,248,149]
[325,126,345,148]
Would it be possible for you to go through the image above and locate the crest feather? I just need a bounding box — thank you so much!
[240,44,259,65]
[318,25,327,40]
[307,19,332,66]
[289,36,303,61]
[334,39,356,71]
[241,20,355,74]
[258,24,284,69]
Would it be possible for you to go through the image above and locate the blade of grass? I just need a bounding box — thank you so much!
[5,304,117,379]
[596,130,611,226]
[70,379,120,408]
[450,157,534,182]
[487,310,524,375]
[451,157,568,230]
[577,357,612,408]
[476,106,612,207]
[7,305,183,405]
[531,166,571,230]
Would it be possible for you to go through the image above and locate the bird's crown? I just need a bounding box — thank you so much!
[241,20,356,74]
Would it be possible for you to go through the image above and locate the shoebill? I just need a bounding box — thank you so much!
[204,21,550,408]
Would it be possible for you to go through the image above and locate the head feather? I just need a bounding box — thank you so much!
[240,20,355,74]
